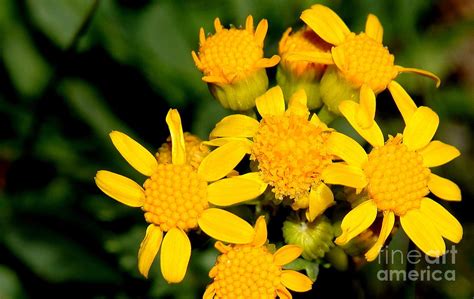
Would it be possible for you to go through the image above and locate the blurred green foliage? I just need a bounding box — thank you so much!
[0,0,473,298]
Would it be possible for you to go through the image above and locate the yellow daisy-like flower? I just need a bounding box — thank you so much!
[288,4,440,128]
[95,109,267,283]
[192,16,280,111]
[203,216,313,298]
[277,26,331,109]
[323,104,462,260]
[206,86,354,221]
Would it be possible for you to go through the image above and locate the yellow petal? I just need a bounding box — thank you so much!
[198,140,250,182]
[203,284,216,299]
[387,81,417,124]
[322,163,368,189]
[245,15,254,33]
[287,89,309,117]
[285,51,334,65]
[214,18,223,32]
[281,270,313,292]
[355,85,376,129]
[207,175,267,206]
[301,4,350,46]
[403,106,439,151]
[198,208,254,244]
[276,285,292,299]
[428,173,461,201]
[138,224,163,278]
[364,14,383,43]
[309,113,328,130]
[255,86,285,118]
[326,131,368,168]
[255,18,268,47]
[273,245,303,266]
[255,55,281,68]
[365,211,395,262]
[160,228,191,283]
[339,100,384,147]
[109,131,158,176]
[396,66,441,88]
[400,209,446,257]
[335,200,377,245]
[307,183,334,222]
[165,109,186,165]
[95,170,144,207]
[252,216,268,247]
[420,198,462,243]
[202,75,227,84]
[210,114,260,139]
[419,140,460,167]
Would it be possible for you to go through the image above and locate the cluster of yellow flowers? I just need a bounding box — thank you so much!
[95,4,462,298]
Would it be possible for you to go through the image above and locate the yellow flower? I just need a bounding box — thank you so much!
[156,132,210,170]
[323,104,462,260]
[192,16,280,111]
[203,216,313,298]
[206,86,355,221]
[288,4,440,128]
[277,26,331,109]
[95,109,267,283]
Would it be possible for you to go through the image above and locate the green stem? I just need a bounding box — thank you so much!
[317,105,338,125]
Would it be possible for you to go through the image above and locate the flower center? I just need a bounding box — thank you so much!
[280,28,331,76]
[251,114,332,200]
[335,33,398,93]
[143,164,208,232]
[211,245,281,298]
[156,132,210,170]
[363,135,430,216]
[199,28,262,79]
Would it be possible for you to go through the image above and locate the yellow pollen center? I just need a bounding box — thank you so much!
[251,114,332,200]
[363,136,430,216]
[335,33,398,92]
[199,29,262,78]
[211,245,281,298]
[143,164,208,232]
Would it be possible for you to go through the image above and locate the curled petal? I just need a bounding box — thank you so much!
[109,131,158,176]
[365,211,395,262]
[273,245,303,266]
[301,4,350,46]
[403,106,439,151]
[335,200,377,245]
[365,14,383,43]
[387,81,417,124]
[281,270,313,292]
[307,183,334,221]
[165,109,186,165]
[326,131,368,168]
[95,170,144,207]
[198,208,254,244]
[138,224,163,278]
[210,114,260,138]
[255,86,285,118]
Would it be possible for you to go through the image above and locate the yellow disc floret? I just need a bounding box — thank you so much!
[251,114,332,200]
[335,33,398,92]
[143,164,208,232]
[198,28,262,81]
[156,132,210,170]
[363,135,430,216]
[210,245,281,298]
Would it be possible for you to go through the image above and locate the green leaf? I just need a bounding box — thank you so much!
[59,79,129,137]
[4,221,120,283]
[2,24,52,98]
[26,0,95,48]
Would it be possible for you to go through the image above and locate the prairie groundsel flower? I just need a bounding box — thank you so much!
[206,86,360,221]
[323,105,462,260]
[95,109,267,282]
[277,26,331,109]
[203,216,313,298]
[288,4,440,128]
[192,16,280,111]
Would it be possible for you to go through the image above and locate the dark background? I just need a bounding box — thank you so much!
[0,0,472,298]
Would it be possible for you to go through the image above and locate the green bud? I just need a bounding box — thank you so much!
[320,65,359,115]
